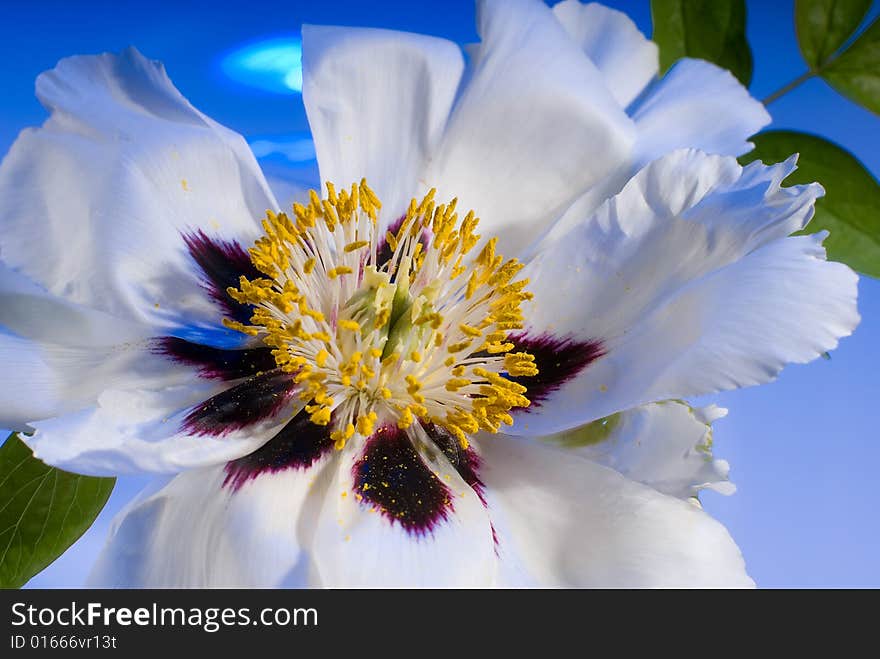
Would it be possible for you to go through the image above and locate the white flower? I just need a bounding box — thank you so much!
[0,0,858,587]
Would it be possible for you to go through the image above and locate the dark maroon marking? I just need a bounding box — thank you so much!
[507,332,605,407]
[352,425,452,536]
[223,408,335,490]
[182,370,295,436]
[182,230,262,324]
[423,422,500,549]
[375,215,405,267]
[155,336,276,381]
[375,215,430,268]
[422,422,486,505]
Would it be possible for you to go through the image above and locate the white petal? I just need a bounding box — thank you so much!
[24,380,302,476]
[517,150,859,433]
[0,264,193,429]
[310,431,496,587]
[0,336,197,431]
[0,260,151,348]
[527,57,772,253]
[630,58,771,163]
[0,261,190,428]
[478,435,753,587]
[427,0,635,255]
[88,463,328,587]
[542,401,734,499]
[302,24,464,224]
[0,47,276,330]
[0,332,71,431]
[552,0,659,108]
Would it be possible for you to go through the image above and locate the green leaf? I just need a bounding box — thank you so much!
[0,433,114,588]
[795,0,872,69]
[651,0,753,86]
[823,16,880,114]
[542,414,622,449]
[739,130,880,277]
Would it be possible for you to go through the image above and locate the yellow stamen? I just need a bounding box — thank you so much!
[223,180,535,452]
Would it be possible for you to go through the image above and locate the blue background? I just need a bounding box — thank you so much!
[1,0,877,587]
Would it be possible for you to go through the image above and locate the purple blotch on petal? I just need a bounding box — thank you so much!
[353,425,452,536]
[423,422,500,548]
[182,370,295,437]
[508,332,605,407]
[375,215,429,268]
[182,230,262,324]
[422,422,486,505]
[155,336,276,381]
[223,407,335,490]
[375,215,405,268]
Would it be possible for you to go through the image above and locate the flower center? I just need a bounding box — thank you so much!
[225,180,537,450]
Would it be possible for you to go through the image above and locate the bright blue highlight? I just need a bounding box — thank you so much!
[220,36,303,94]
[170,325,250,350]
